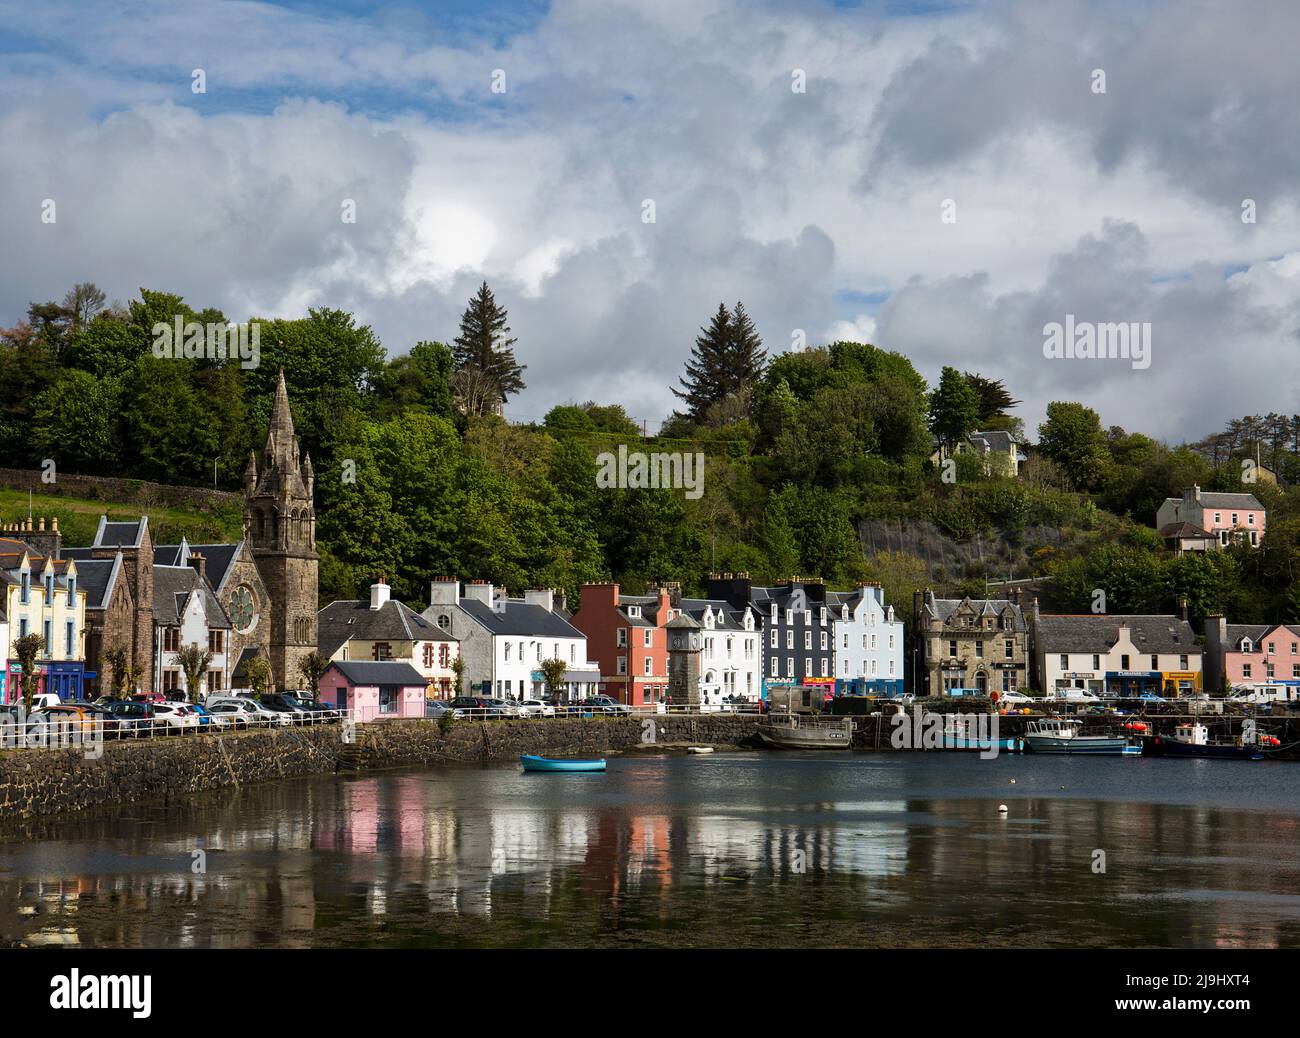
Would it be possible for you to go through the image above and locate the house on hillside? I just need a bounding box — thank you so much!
[930,430,1027,477]
[1156,486,1265,552]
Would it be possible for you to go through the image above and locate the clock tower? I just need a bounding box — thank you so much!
[244,371,318,691]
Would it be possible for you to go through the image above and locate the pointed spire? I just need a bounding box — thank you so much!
[266,369,295,462]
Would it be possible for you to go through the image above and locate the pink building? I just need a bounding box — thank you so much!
[1204,617,1300,693]
[1156,486,1265,552]
[318,660,427,722]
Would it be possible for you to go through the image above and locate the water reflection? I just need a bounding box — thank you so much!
[0,753,1298,947]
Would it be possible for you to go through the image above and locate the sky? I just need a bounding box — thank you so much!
[1,0,1297,441]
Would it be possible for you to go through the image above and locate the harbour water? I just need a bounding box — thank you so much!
[2,751,1299,948]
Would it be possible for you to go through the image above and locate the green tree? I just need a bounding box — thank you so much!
[928,366,980,453]
[244,654,272,698]
[175,643,214,704]
[540,657,569,703]
[14,632,45,710]
[1038,401,1111,491]
[29,370,121,471]
[452,281,526,411]
[672,301,766,424]
[297,651,331,696]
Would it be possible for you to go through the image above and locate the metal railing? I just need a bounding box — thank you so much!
[0,710,343,751]
[426,700,767,721]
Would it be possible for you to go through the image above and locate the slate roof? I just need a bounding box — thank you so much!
[968,430,1018,453]
[1163,491,1263,511]
[94,517,148,548]
[318,598,453,657]
[1223,623,1269,650]
[458,597,588,638]
[1159,521,1213,539]
[151,565,230,628]
[75,556,121,610]
[1033,614,1201,655]
[327,660,426,687]
[923,593,1027,632]
[676,597,753,631]
[153,542,243,591]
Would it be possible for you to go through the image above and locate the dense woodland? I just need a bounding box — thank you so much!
[3,282,1300,634]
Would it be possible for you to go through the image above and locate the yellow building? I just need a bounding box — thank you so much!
[1,538,89,702]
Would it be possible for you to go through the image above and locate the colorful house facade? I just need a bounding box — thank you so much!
[1032,613,1203,698]
[321,580,459,697]
[830,583,905,696]
[571,584,671,708]
[318,659,428,722]
[1204,616,1300,694]
[1156,486,1265,551]
[0,535,88,701]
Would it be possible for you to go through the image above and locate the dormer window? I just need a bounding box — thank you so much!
[627,605,641,618]
[1241,639,1253,653]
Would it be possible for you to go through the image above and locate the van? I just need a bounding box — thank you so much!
[1228,683,1299,705]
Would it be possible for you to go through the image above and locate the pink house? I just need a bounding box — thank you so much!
[1205,617,1300,693]
[1156,486,1265,552]
[319,660,428,722]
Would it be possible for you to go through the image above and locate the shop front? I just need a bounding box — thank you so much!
[1160,670,1202,697]
[1105,670,1161,697]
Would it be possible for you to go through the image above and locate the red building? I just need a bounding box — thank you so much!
[571,584,672,707]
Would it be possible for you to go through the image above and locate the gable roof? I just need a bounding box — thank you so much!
[1164,491,1264,511]
[317,598,453,657]
[93,516,149,549]
[923,593,1026,632]
[456,597,587,639]
[75,556,122,611]
[151,565,230,628]
[1033,614,1201,655]
[326,659,426,687]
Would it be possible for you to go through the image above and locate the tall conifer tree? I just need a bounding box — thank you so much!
[452,281,526,414]
[672,301,767,422]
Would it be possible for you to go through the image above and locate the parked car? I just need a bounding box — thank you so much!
[261,693,318,723]
[1052,689,1101,703]
[519,698,556,718]
[424,699,452,718]
[150,702,201,733]
[103,699,156,736]
[27,703,106,738]
[446,696,501,718]
[203,702,251,728]
[485,697,526,718]
[995,691,1034,706]
[29,693,63,711]
[292,697,342,722]
[578,695,633,716]
[1138,692,1167,703]
[207,697,292,726]
[130,691,169,705]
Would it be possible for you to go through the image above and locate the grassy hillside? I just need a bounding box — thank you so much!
[0,488,242,549]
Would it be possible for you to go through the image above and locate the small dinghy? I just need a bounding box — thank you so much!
[520,754,606,773]
[686,746,714,754]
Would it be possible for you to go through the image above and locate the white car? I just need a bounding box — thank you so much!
[206,697,292,726]
[519,699,556,718]
[150,702,202,732]
[1053,689,1100,703]
[997,691,1034,705]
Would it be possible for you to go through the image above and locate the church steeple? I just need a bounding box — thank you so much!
[243,370,318,693]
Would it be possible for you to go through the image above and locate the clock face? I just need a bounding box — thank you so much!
[230,585,258,634]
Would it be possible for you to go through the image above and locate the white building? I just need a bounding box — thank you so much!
[830,584,905,695]
[151,565,231,697]
[424,579,599,701]
[676,598,761,705]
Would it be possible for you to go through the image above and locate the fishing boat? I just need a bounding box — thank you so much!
[935,715,1021,753]
[1023,718,1140,755]
[1140,723,1264,761]
[519,754,606,772]
[756,713,853,750]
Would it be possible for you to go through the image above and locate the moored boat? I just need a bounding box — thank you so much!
[1023,718,1140,755]
[756,713,853,750]
[520,754,606,772]
[1140,723,1264,761]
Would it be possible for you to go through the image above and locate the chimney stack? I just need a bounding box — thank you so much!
[370,578,391,611]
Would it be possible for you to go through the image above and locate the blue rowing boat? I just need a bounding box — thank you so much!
[520,754,606,773]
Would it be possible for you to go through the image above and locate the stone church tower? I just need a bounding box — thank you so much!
[244,371,318,691]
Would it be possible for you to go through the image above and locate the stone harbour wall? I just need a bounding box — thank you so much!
[0,716,764,820]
